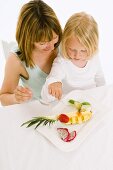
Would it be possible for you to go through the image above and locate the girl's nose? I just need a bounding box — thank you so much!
[74,51,81,59]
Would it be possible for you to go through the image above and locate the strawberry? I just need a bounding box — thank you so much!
[58,114,69,123]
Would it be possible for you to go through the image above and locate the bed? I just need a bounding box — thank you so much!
[0,85,113,170]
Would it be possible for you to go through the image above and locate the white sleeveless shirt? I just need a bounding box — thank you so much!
[11,48,48,100]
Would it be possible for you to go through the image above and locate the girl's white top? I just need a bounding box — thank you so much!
[41,53,106,103]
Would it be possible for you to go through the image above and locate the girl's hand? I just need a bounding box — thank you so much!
[14,86,33,104]
[48,82,62,100]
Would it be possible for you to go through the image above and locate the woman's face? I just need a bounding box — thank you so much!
[34,32,59,53]
[66,35,88,61]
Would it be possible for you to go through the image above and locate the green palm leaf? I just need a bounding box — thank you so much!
[21,116,57,129]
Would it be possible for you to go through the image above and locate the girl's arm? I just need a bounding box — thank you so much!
[48,82,62,100]
[0,53,32,106]
[41,56,65,103]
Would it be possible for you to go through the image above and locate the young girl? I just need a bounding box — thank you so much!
[41,12,106,103]
[0,0,62,106]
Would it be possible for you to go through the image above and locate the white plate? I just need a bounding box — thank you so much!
[36,94,110,152]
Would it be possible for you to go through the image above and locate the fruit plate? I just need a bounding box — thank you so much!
[36,96,110,152]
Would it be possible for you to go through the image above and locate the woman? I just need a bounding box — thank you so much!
[0,0,62,105]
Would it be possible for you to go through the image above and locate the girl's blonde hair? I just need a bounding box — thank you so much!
[16,0,62,67]
[61,12,99,59]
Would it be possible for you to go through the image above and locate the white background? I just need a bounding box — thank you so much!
[0,0,113,88]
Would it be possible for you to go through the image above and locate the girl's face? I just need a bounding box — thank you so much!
[66,35,88,61]
[34,32,59,53]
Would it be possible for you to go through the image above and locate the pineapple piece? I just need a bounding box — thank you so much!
[81,111,92,122]
[65,112,77,124]
[70,116,78,124]
[77,115,83,124]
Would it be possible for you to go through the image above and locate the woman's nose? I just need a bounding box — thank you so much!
[47,41,55,50]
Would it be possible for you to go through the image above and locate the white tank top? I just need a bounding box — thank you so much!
[12,47,48,100]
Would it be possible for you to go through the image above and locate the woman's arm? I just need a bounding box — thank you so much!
[0,53,32,106]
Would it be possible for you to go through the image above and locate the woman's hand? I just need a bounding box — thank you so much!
[14,86,33,104]
[48,82,62,100]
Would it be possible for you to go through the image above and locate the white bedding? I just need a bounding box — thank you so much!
[0,85,113,170]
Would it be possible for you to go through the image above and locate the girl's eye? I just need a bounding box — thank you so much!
[69,48,76,52]
[81,50,87,53]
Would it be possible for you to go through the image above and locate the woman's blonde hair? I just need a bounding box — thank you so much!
[61,12,99,59]
[16,0,62,67]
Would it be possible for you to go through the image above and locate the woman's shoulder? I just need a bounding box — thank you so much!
[10,45,21,56]
[8,45,24,66]
[6,52,22,69]
[5,52,29,80]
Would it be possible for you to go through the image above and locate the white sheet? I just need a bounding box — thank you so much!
[0,85,113,170]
